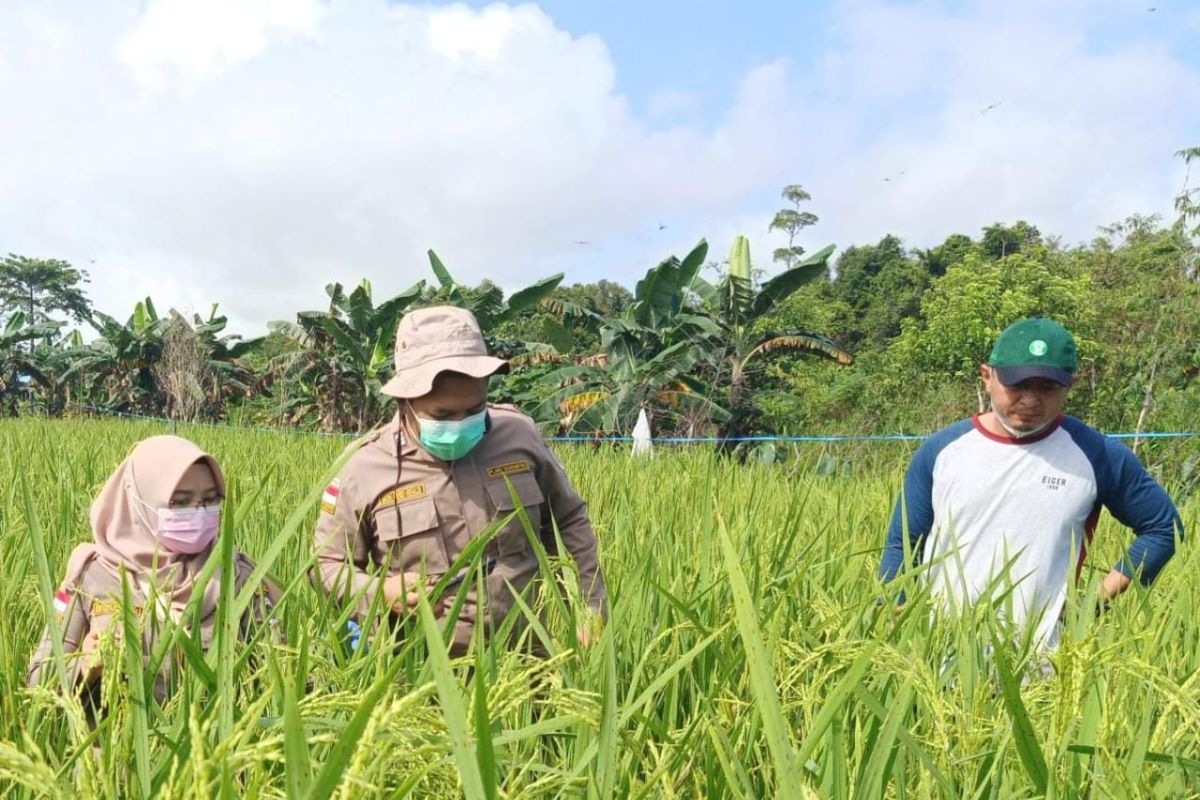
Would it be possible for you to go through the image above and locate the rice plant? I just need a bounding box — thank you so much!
[0,417,1196,798]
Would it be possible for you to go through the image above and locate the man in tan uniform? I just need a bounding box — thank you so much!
[313,306,607,652]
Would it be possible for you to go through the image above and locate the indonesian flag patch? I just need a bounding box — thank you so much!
[53,589,71,615]
[321,479,341,516]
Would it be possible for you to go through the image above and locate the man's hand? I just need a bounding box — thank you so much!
[1099,569,1132,603]
[382,572,444,616]
[1095,569,1133,616]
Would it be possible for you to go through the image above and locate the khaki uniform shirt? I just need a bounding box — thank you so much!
[313,405,606,647]
[28,550,278,697]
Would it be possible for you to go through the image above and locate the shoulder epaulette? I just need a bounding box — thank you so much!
[61,545,101,592]
[339,427,384,457]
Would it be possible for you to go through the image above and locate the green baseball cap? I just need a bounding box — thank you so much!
[987,317,1077,386]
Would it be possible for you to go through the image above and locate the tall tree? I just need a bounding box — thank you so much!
[768,185,819,268]
[1176,146,1200,282]
[827,235,931,349]
[915,233,973,277]
[1083,216,1200,435]
[980,221,1042,260]
[1177,146,1200,225]
[0,255,92,327]
[888,249,1094,412]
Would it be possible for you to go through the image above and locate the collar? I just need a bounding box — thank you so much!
[971,412,1065,445]
[392,413,418,457]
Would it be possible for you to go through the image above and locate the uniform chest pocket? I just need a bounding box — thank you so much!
[373,497,449,575]
[88,611,118,638]
[88,607,155,655]
[484,472,545,556]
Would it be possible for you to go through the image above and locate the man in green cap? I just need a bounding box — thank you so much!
[880,317,1184,648]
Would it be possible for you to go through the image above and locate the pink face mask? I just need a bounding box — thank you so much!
[155,506,221,554]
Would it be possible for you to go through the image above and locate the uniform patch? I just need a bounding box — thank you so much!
[377,483,428,508]
[321,479,341,516]
[90,599,143,616]
[90,599,123,617]
[53,589,71,615]
[487,460,531,478]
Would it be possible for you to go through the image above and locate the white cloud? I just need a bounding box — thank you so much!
[786,0,1200,256]
[0,0,1195,336]
[427,2,521,60]
[119,0,322,75]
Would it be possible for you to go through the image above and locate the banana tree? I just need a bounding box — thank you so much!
[697,236,854,444]
[0,312,63,414]
[425,249,565,358]
[269,279,424,432]
[157,306,263,420]
[536,240,727,435]
[60,298,168,413]
[536,339,722,435]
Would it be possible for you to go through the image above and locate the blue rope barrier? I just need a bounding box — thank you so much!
[545,434,930,443]
[68,404,1200,444]
[74,404,357,438]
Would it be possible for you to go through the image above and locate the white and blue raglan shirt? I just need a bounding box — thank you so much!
[880,414,1182,648]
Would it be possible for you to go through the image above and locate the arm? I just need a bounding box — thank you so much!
[880,443,937,583]
[236,554,284,642]
[27,588,90,688]
[313,474,381,620]
[534,441,608,617]
[1099,440,1184,594]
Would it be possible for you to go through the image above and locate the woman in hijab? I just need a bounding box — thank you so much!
[27,435,280,698]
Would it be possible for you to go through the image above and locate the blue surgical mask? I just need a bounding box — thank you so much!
[414,408,487,461]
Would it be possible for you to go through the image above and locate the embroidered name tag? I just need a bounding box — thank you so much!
[487,460,531,478]
[90,599,142,617]
[377,483,428,508]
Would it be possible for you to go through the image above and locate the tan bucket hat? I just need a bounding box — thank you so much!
[380,306,509,399]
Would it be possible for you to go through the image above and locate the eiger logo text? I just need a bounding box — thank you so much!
[1041,475,1067,491]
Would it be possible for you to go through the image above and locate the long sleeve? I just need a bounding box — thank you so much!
[313,471,381,619]
[235,553,284,643]
[534,440,607,616]
[1098,439,1183,585]
[27,588,90,688]
[880,441,938,582]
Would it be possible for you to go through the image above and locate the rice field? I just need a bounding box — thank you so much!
[1,417,1197,799]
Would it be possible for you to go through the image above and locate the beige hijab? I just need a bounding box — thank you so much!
[63,435,227,622]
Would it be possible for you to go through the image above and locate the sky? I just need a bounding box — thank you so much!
[1,0,1198,335]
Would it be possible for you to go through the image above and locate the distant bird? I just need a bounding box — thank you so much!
[1148,6,1156,11]
[574,240,591,246]
[657,222,668,231]
[883,177,891,183]
[980,101,1003,114]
